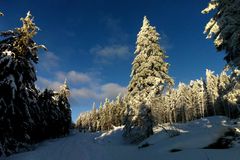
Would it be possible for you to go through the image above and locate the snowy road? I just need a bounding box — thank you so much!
[3,117,240,160]
[5,132,106,160]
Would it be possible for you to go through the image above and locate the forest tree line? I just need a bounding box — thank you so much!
[76,69,240,132]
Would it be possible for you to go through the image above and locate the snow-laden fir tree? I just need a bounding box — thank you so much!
[202,0,240,68]
[217,70,231,115]
[206,69,219,115]
[57,80,72,135]
[0,12,46,156]
[123,16,174,143]
[90,102,98,132]
[189,79,207,118]
[223,88,240,117]
[176,83,193,122]
[218,70,230,95]
[222,69,240,117]
[37,89,58,138]
[165,89,178,123]
[111,95,125,127]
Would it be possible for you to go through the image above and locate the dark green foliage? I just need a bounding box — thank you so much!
[0,12,42,156]
[0,12,71,157]
[38,89,72,139]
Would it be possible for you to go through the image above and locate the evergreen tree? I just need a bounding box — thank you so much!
[90,102,98,132]
[206,69,219,115]
[189,79,207,118]
[57,80,72,135]
[0,12,46,156]
[37,89,58,138]
[123,16,173,143]
[166,89,178,123]
[222,69,240,117]
[202,0,240,68]
[113,95,126,126]
[217,70,231,115]
[176,83,192,122]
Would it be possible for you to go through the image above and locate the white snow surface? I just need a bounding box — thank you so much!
[3,116,240,160]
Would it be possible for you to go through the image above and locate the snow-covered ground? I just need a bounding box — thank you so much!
[2,116,240,160]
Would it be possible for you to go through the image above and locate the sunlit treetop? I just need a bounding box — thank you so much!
[59,79,71,98]
[0,11,47,63]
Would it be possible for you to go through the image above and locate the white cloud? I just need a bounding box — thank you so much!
[102,16,129,43]
[36,76,62,91]
[71,88,97,99]
[91,44,130,58]
[71,82,126,101]
[90,44,131,64]
[56,71,91,84]
[159,32,173,51]
[99,83,127,100]
[40,51,60,70]
[37,72,127,106]
[89,16,131,64]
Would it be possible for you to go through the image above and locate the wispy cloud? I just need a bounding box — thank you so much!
[37,70,127,106]
[71,88,97,99]
[56,71,91,84]
[90,44,130,64]
[36,76,62,91]
[40,51,60,70]
[159,32,173,51]
[71,82,127,100]
[102,16,129,43]
[89,16,132,64]
[98,83,127,100]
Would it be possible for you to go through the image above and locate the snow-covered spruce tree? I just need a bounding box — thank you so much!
[57,80,72,135]
[218,70,231,95]
[90,102,98,132]
[37,89,58,139]
[223,88,240,118]
[0,12,46,156]
[217,70,231,115]
[176,83,193,122]
[37,81,71,139]
[202,0,240,68]
[206,69,220,115]
[189,79,207,118]
[165,89,178,123]
[151,95,169,123]
[113,95,127,127]
[221,69,240,118]
[123,16,174,143]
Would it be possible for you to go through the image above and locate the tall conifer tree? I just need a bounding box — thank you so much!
[0,12,46,156]
[123,16,173,143]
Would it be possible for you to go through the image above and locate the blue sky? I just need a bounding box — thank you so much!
[0,0,226,121]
